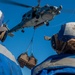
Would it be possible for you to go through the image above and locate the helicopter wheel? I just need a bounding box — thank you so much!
[46,22,49,26]
[21,29,25,33]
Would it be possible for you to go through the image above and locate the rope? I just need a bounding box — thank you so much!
[25,29,35,53]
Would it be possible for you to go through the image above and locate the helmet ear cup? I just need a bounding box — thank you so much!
[51,34,59,50]
[51,34,63,52]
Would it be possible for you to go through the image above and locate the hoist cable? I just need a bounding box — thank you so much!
[25,29,35,53]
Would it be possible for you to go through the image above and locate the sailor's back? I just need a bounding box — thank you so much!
[0,44,23,75]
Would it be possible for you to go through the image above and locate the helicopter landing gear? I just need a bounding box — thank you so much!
[21,29,25,33]
[46,22,49,26]
[44,21,49,26]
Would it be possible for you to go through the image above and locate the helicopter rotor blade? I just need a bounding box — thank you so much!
[62,9,75,14]
[0,0,33,8]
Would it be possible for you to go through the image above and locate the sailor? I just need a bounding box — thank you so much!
[0,44,23,75]
[31,22,75,75]
[0,10,4,26]
[0,10,8,42]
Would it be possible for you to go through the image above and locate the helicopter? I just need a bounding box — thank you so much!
[0,0,62,33]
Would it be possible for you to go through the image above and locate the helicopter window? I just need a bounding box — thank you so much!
[32,11,36,18]
[28,14,31,17]
[45,4,50,7]
[50,6,54,10]
[23,14,26,17]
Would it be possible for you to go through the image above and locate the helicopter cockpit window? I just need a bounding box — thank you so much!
[28,14,31,17]
[45,4,50,7]
[23,14,26,17]
[27,13,32,19]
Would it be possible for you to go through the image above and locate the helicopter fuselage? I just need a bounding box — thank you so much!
[9,5,62,32]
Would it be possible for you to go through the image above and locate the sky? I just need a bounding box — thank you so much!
[0,0,75,75]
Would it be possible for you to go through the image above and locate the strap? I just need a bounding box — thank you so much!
[59,42,67,53]
[33,57,75,75]
[25,29,35,53]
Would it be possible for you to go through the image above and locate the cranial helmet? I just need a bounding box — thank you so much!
[51,22,75,54]
[0,10,4,26]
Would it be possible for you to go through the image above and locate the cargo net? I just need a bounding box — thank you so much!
[17,30,37,69]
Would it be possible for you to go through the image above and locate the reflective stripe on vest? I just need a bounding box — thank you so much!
[33,57,75,75]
